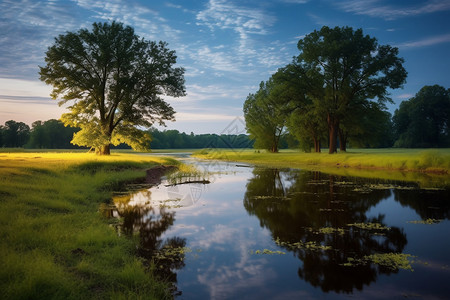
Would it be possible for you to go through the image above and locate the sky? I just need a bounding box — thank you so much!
[0,0,449,134]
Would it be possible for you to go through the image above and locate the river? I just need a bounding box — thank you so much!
[110,155,450,299]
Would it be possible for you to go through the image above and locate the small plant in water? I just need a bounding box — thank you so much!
[342,253,415,271]
[275,237,332,251]
[307,227,345,235]
[250,249,286,255]
[407,218,442,225]
[347,222,391,231]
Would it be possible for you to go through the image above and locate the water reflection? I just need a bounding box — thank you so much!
[113,192,186,287]
[244,168,409,293]
[393,189,450,220]
[103,161,450,299]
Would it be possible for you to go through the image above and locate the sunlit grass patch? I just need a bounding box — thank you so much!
[0,151,175,299]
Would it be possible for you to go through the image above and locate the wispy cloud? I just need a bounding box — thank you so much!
[280,0,309,3]
[73,0,181,41]
[397,33,450,49]
[196,0,276,35]
[194,0,282,72]
[336,0,450,20]
[397,93,414,100]
[0,0,81,80]
[0,0,182,81]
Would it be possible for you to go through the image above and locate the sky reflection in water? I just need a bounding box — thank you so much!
[112,160,450,299]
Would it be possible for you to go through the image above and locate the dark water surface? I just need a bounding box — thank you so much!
[112,158,450,299]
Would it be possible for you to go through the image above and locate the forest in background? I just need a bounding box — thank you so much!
[0,119,255,150]
[0,85,448,151]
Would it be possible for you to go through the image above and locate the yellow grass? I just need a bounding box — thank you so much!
[0,151,177,299]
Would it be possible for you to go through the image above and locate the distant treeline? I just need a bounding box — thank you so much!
[0,119,257,150]
[148,128,254,149]
[1,83,449,151]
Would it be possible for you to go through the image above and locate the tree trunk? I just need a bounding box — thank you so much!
[338,128,347,152]
[327,114,338,154]
[96,144,111,155]
[271,144,278,153]
[313,137,321,153]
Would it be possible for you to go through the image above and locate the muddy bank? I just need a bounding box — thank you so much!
[145,165,177,185]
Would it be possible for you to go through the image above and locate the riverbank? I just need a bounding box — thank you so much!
[0,152,178,299]
[193,148,450,187]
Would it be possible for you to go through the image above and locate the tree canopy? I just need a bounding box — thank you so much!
[0,120,30,148]
[293,26,407,153]
[244,26,407,153]
[39,21,186,154]
[393,85,450,148]
[243,79,289,152]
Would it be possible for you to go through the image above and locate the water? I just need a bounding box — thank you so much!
[110,158,450,299]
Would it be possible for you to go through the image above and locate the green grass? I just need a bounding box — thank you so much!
[194,148,450,187]
[0,152,179,299]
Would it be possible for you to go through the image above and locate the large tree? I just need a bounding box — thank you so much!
[393,85,450,148]
[39,21,185,155]
[296,26,407,153]
[273,63,325,152]
[243,80,288,152]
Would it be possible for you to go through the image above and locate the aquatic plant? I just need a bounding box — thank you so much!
[347,222,391,231]
[250,249,286,255]
[407,218,442,225]
[307,227,345,235]
[275,237,332,251]
[342,253,415,271]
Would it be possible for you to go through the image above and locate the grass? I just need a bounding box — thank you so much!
[0,152,179,299]
[194,148,450,188]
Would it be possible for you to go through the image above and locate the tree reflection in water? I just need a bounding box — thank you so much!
[244,168,408,294]
[113,191,186,288]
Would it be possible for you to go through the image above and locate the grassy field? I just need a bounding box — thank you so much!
[194,148,450,187]
[0,152,179,299]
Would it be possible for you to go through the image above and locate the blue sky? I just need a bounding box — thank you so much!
[0,0,449,134]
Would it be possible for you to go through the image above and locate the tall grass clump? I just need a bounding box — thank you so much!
[0,152,176,299]
[418,150,449,171]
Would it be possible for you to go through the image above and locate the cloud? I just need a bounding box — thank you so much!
[397,34,450,49]
[196,0,276,35]
[336,0,450,20]
[195,46,244,73]
[175,112,237,122]
[194,0,285,72]
[280,0,309,3]
[72,0,182,41]
[0,0,81,80]
[397,93,414,100]
[0,0,183,81]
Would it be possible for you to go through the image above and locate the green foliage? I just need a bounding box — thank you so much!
[246,26,407,154]
[244,79,289,152]
[39,21,186,154]
[0,120,30,147]
[148,127,253,149]
[393,85,450,148]
[27,119,81,149]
